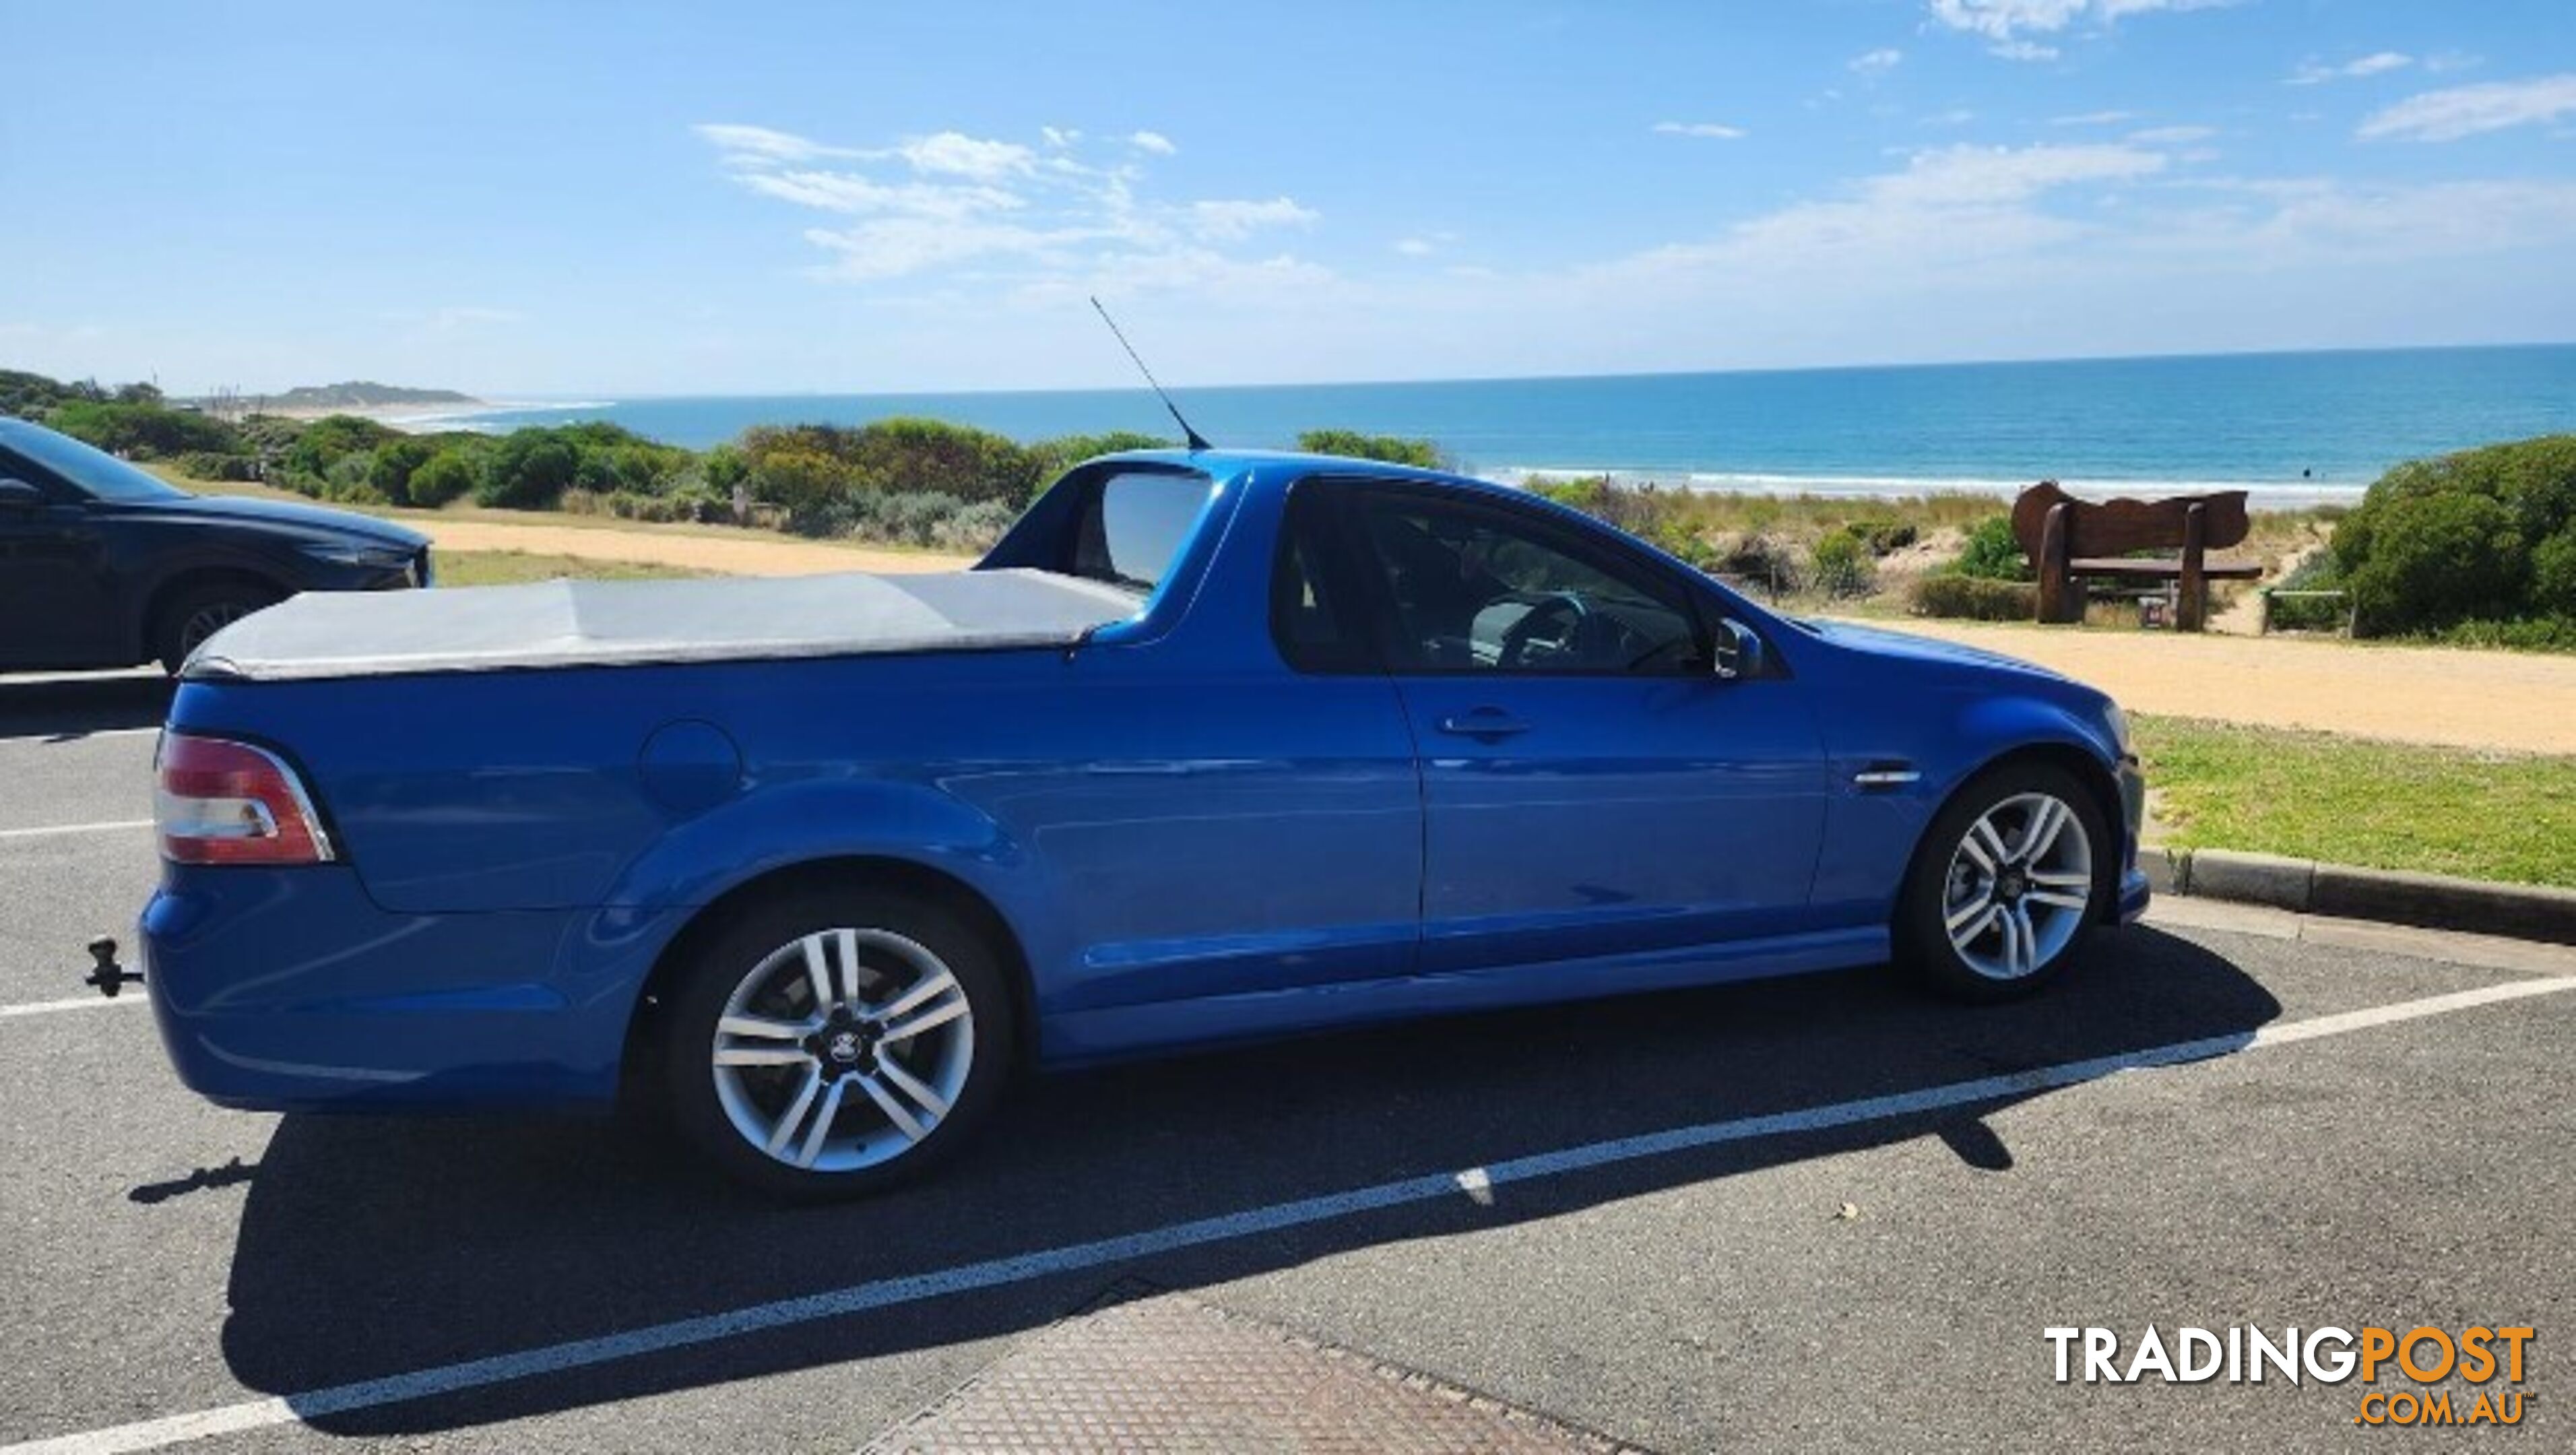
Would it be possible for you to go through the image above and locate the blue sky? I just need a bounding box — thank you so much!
[5,0,2574,395]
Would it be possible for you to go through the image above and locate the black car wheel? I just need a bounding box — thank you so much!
[154,581,282,674]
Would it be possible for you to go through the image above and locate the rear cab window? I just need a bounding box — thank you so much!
[1061,468,1215,597]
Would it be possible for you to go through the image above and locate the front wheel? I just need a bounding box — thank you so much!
[1897,763,2107,1001]
[659,885,1014,1198]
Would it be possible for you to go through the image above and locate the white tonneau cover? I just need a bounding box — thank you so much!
[183,568,1141,682]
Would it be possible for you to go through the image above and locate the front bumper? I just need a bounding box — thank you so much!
[2116,754,2150,924]
[139,865,664,1112]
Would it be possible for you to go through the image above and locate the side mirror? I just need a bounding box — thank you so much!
[1714,619,1764,681]
[0,479,44,511]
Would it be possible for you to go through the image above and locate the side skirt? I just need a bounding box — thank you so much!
[1038,925,1890,1066]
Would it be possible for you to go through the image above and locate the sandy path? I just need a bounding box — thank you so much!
[1859,618,2576,754]
[423,519,969,576]
[416,517,2571,754]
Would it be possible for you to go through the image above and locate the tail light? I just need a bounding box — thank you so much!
[155,734,337,866]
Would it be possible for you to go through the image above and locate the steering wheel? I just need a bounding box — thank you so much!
[1498,592,1590,668]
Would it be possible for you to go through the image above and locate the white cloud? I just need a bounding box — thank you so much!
[690,123,859,164]
[1924,108,1978,127]
[1394,238,1438,257]
[1989,40,2060,62]
[1188,197,1319,240]
[1129,130,1178,156]
[698,123,1324,300]
[2051,109,2138,126]
[1653,121,1747,139]
[2287,51,2412,86]
[1849,48,1903,77]
[897,131,1035,181]
[1925,0,2235,42]
[2357,74,2576,142]
[2129,124,2218,143]
[2425,51,2481,75]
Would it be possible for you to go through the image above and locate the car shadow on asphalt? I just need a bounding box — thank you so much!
[212,926,2277,1435]
[0,671,170,740]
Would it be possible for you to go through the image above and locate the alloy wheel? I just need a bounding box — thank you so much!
[1939,791,2094,981]
[179,602,253,655]
[709,927,975,1172]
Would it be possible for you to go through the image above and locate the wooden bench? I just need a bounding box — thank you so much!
[2009,481,2261,631]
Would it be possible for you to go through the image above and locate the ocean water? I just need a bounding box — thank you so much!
[424,344,2576,505]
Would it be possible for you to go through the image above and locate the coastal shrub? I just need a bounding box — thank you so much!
[1809,531,1875,597]
[1842,517,1918,556]
[367,438,434,506]
[282,414,402,479]
[1953,515,2030,581]
[406,449,478,508]
[741,419,1043,507]
[2534,527,2576,618]
[933,498,1021,554]
[45,399,236,458]
[171,450,257,482]
[2438,618,2576,653]
[2339,490,2523,633]
[1910,573,2036,621]
[1,369,108,418]
[866,490,972,548]
[1031,431,1173,484]
[1297,429,1446,470]
[2333,434,2576,636]
[751,448,859,534]
[1714,532,1799,593]
[477,432,580,509]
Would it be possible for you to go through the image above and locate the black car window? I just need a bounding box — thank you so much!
[0,419,185,503]
[1347,490,1705,675]
[1269,486,1375,673]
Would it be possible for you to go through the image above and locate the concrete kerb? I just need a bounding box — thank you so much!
[2139,845,2576,946]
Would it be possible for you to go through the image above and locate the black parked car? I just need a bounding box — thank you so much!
[0,416,430,674]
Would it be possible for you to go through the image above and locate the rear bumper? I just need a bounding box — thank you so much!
[139,865,669,1112]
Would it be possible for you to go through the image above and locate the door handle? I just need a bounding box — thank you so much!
[1436,709,1529,739]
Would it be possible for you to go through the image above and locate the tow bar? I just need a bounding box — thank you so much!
[83,936,141,998]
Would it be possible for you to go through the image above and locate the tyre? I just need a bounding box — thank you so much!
[153,579,282,674]
[1896,761,2108,1002]
[658,883,1014,1198]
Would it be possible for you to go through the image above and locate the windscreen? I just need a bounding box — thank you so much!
[0,418,187,503]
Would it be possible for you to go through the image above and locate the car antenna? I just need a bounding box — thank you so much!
[1090,296,1212,451]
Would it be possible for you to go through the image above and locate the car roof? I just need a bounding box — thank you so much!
[1089,447,1510,496]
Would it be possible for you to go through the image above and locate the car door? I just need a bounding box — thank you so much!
[0,453,115,669]
[1331,480,1830,977]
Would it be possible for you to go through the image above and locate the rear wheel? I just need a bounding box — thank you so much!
[153,580,281,673]
[659,884,1013,1198]
[1897,762,2106,1001]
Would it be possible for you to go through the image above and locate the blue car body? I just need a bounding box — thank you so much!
[140,450,2147,1112]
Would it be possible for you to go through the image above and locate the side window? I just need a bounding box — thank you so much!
[1269,488,1374,672]
[1349,493,1704,674]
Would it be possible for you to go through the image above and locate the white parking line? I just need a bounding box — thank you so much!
[7,973,2572,1455]
[0,820,153,841]
[0,995,148,1021]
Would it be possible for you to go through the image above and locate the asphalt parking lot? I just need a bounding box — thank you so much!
[1,670,2569,1453]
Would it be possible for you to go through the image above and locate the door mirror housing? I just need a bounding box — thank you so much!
[1713,619,1765,681]
[0,479,44,511]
